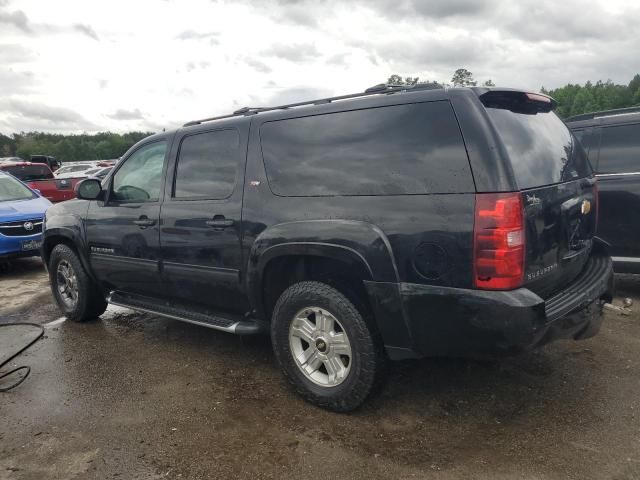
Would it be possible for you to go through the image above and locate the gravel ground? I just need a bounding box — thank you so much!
[1,258,639,480]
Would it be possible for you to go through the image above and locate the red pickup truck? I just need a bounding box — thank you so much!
[0,162,82,203]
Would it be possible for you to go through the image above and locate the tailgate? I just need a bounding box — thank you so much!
[521,178,597,298]
[480,90,596,298]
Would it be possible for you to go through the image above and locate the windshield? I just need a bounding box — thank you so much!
[0,175,36,202]
[3,165,54,182]
[486,108,592,189]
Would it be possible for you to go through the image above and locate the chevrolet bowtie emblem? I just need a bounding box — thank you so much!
[581,199,591,215]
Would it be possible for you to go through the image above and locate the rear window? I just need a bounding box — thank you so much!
[2,165,54,181]
[486,109,592,190]
[260,101,473,196]
[598,123,640,174]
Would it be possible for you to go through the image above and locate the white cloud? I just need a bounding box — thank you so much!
[0,0,638,134]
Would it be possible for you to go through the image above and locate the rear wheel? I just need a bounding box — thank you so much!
[49,244,107,321]
[271,281,385,412]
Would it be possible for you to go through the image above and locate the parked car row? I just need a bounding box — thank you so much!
[0,161,83,203]
[55,164,113,180]
[0,157,116,203]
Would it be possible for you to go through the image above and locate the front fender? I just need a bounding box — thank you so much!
[42,201,94,280]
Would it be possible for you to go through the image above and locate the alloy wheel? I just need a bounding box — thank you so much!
[288,306,352,387]
[56,260,78,309]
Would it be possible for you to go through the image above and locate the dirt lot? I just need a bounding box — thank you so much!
[1,258,640,480]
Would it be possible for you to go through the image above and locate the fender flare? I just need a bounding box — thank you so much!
[42,226,96,282]
[245,219,399,320]
[247,242,375,319]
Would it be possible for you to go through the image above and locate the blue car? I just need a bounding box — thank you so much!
[0,170,51,261]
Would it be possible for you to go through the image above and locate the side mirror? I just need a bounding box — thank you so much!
[76,178,103,200]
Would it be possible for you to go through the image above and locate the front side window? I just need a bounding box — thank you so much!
[173,129,240,199]
[598,123,640,174]
[111,141,167,202]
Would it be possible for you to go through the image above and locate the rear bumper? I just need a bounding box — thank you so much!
[366,254,614,360]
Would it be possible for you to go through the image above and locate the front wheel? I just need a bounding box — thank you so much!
[49,244,107,322]
[271,281,385,412]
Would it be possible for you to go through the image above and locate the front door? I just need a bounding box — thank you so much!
[86,139,170,297]
[160,127,248,314]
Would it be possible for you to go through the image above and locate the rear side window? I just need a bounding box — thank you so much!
[174,129,240,199]
[598,123,640,174]
[486,109,592,189]
[260,101,473,196]
[3,165,53,181]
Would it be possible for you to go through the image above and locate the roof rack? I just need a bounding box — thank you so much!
[565,105,640,122]
[183,82,443,127]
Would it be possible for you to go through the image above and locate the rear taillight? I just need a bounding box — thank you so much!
[525,92,552,104]
[473,192,525,290]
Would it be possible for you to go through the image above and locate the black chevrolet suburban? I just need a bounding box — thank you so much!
[566,107,640,273]
[42,85,614,411]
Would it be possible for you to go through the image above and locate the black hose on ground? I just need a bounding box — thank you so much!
[0,322,45,392]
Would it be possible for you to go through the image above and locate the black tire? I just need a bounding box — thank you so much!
[271,281,385,412]
[48,244,107,322]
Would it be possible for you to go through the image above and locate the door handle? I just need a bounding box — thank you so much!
[205,216,234,228]
[133,216,156,228]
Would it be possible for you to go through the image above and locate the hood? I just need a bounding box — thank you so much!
[0,196,52,222]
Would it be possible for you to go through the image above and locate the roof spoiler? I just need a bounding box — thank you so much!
[476,88,557,114]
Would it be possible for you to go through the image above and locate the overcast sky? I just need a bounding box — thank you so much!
[1,0,639,134]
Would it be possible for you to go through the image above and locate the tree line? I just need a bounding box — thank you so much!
[1,71,639,162]
[542,75,640,119]
[0,131,152,162]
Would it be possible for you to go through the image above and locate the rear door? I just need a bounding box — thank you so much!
[159,126,248,314]
[481,92,597,298]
